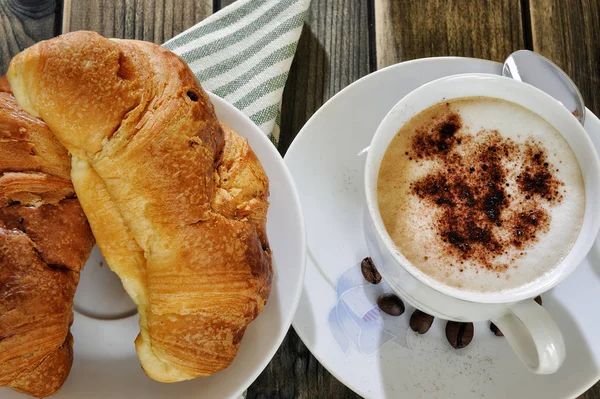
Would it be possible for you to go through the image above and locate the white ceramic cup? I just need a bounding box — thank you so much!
[364,74,600,375]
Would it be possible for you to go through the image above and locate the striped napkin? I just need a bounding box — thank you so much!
[164,0,311,146]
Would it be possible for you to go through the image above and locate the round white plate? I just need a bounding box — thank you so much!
[286,58,600,399]
[2,94,306,399]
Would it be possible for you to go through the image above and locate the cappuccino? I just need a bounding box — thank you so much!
[377,97,585,292]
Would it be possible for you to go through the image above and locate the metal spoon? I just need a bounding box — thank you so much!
[502,50,585,125]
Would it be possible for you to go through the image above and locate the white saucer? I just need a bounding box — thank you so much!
[2,94,306,399]
[285,58,600,399]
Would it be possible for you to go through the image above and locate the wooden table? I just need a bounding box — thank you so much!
[1,0,599,397]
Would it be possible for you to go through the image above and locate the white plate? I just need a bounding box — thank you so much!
[286,58,600,398]
[2,94,306,399]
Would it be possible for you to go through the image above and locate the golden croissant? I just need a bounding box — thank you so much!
[7,31,273,382]
[0,78,95,398]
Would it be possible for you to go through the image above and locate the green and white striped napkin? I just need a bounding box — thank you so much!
[164,0,311,146]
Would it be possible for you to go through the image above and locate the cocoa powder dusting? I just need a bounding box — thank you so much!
[408,109,563,272]
[518,142,563,201]
[412,113,462,158]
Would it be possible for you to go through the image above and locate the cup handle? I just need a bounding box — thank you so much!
[491,299,565,374]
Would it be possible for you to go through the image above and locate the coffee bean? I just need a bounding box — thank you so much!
[445,321,474,349]
[534,295,542,306]
[410,310,435,334]
[489,322,503,337]
[361,257,382,284]
[377,293,405,316]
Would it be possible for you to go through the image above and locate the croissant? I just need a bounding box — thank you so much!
[7,31,273,382]
[0,79,95,397]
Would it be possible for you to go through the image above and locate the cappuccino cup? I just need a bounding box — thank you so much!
[364,74,600,374]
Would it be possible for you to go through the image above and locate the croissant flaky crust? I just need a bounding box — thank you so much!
[0,82,95,398]
[8,31,273,382]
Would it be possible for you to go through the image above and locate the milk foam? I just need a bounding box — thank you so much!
[377,97,585,293]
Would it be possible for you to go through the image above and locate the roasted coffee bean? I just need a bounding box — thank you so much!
[361,257,382,284]
[490,322,503,337]
[377,293,405,316]
[534,295,542,306]
[410,310,435,334]
[445,321,474,349]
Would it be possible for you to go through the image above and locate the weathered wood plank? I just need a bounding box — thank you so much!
[277,0,371,154]
[0,0,62,75]
[375,0,525,68]
[582,384,600,399]
[529,0,600,118]
[220,0,237,8]
[63,0,212,43]
[243,0,371,396]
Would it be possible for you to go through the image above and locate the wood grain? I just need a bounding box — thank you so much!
[220,0,237,8]
[276,0,371,154]
[529,0,600,118]
[245,1,371,396]
[0,0,62,75]
[375,0,525,68]
[63,0,212,42]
